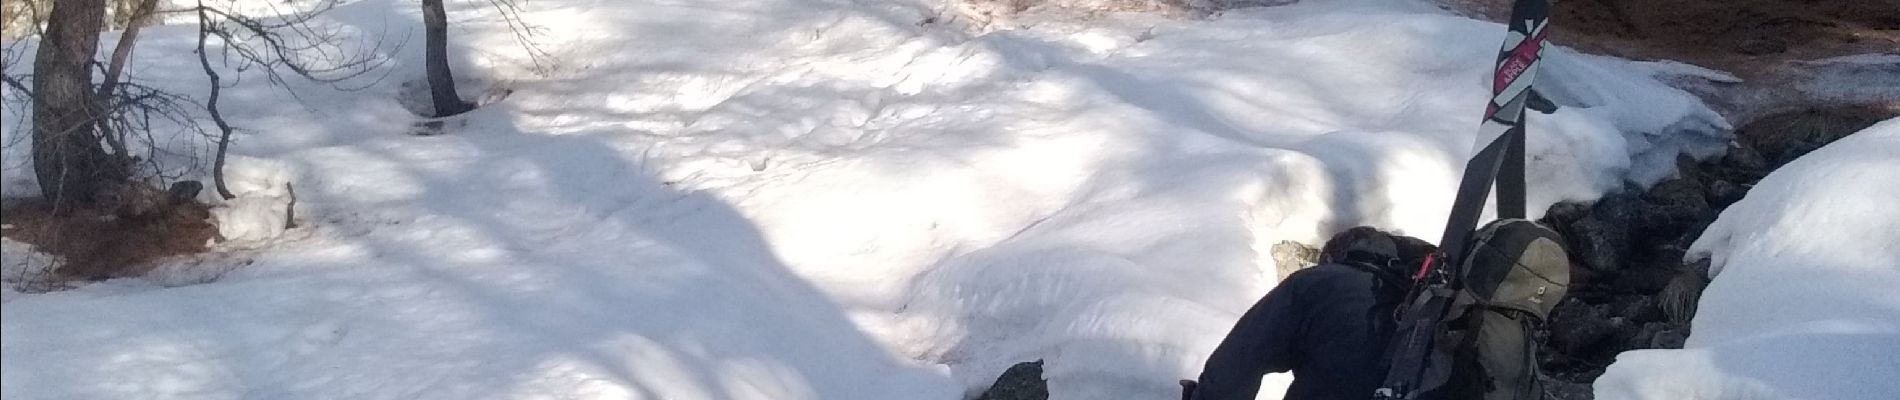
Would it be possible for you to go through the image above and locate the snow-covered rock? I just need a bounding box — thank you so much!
[210,191,292,242]
[207,156,298,242]
[1595,118,1900,400]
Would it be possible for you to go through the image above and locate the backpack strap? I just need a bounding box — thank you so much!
[1336,251,1413,293]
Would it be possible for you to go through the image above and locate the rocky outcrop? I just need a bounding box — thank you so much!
[1536,107,1894,399]
[977,360,1049,400]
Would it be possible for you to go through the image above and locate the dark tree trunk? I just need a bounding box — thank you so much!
[32,0,123,211]
[420,0,471,117]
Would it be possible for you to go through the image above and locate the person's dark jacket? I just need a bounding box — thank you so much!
[1192,257,1413,400]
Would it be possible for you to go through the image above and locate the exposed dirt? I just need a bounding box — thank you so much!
[1735,105,1900,165]
[1449,0,1900,77]
[1441,0,1900,126]
[1,196,219,284]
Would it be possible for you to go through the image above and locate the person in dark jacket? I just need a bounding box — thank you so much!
[1189,227,1436,400]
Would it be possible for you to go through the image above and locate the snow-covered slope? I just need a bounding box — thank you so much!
[1594,118,1900,400]
[4,0,1730,399]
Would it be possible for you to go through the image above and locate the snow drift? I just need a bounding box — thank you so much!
[1594,117,1900,400]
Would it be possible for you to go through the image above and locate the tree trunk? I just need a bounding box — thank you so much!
[96,0,158,157]
[98,0,155,99]
[420,0,471,117]
[32,0,122,211]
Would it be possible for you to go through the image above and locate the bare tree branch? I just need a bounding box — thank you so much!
[469,0,552,73]
[197,0,235,200]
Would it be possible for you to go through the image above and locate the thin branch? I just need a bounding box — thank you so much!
[197,0,235,200]
[189,0,400,107]
[470,0,552,73]
[0,73,26,94]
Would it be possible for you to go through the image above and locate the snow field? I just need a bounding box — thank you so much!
[4,0,1736,399]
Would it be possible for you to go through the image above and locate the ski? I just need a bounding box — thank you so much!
[1372,0,1550,399]
[1445,0,1549,263]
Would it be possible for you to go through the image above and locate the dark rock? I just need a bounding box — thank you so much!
[1642,190,1705,216]
[1670,154,1707,188]
[1564,263,1608,295]
[166,181,204,204]
[1602,316,1635,357]
[1547,300,1619,357]
[1648,241,1693,267]
[977,360,1047,400]
[1720,143,1769,177]
[1737,38,1787,55]
[1539,374,1595,400]
[1625,321,1689,351]
[1639,178,1713,238]
[1570,217,1626,273]
[1543,201,1590,226]
[1705,180,1747,208]
[1637,204,1708,240]
[1613,265,1681,294]
[1609,295,1663,324]
[1726,144,1766,170]
[1562,193,1638,273]
[1624,322,1673,351]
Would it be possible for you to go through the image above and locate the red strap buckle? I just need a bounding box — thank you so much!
[1413,253,1436,281]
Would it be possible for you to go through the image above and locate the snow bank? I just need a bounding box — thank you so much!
[1595,118,1900,400]
[3,0,1732,399]
[208,156,298,242]
[211,192,293,242]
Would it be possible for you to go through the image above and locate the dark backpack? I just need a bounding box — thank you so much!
[1433,219,1571,400]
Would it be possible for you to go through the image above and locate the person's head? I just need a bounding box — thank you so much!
[1320,226,1397,265]
[1320,226,1438,274]
[1392,235,1438,269]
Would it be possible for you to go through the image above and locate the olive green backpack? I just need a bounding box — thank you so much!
[1436,218,1572,400]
